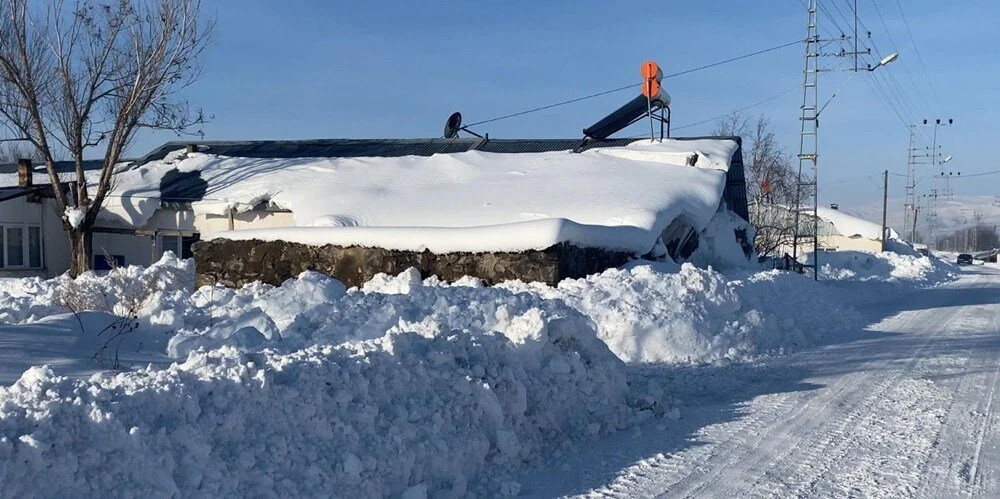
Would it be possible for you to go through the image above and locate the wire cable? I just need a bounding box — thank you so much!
[892,0,946,115]
[465,38,804,128]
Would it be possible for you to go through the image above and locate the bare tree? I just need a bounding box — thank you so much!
[0,0,212,276]
[0,141,44,163]
[714,111,797,258]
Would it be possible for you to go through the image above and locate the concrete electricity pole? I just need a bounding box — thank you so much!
[881,169,889,252]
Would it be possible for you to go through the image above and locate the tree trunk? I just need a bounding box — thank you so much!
[68,230,93,277]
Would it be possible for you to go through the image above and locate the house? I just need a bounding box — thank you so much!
[750,202,897,256]
[1,133,751,285]
[0,159,106,277]
[98,136,751,286]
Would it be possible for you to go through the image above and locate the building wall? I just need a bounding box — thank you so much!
[42,200,69,278]
[92,232,155,268]
[0,196,47,278]
[1,194,298,277]
[198,210,295,233]
[776,235,882,258]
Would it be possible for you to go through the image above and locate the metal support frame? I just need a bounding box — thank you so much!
[792,0,821,280]
[907,119,953,247]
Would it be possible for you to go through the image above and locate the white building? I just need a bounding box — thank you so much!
[750,202,898,257]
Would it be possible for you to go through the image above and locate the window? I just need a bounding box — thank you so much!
[0,224,43,269]
[28,227,41,268]
[158,234,182,258]
[5,227,23,267]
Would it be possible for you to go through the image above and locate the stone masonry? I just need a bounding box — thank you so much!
[193,238,634,288]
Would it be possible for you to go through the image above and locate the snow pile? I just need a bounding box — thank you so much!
[0,277,65,324]
[809,250,954,284]
[169,269,606,360]
[688,207,755,271]
[0,254,193,327]
[103,139,738,254]
[0,296,628,496]
[498,263,864,364]
[169,263,844,367]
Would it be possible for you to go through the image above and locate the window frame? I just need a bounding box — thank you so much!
[157,233,183,259]
[0,223,44,270]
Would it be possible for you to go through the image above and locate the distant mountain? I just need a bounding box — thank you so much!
[851,195,1000,239]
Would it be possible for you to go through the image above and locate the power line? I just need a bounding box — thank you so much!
[660,39,804,79]
[464,38,804,128]
[892,0,947,115]
[464,84,636,127]
[920,170,1000,180]
[796,0,920,134]
[868,0,934,117]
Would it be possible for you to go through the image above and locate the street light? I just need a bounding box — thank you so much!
[869,52,899,71]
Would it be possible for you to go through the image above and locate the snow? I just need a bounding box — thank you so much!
[815,206,898,240]
[104,139,739,254]
[0,273,630,496]
[0,312,170,385]
[807,249,954,283]
[0,246,961,495]
[64,207,85,229]
[518,265,1000,497]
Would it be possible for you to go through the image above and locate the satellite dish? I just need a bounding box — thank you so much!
[444,112,462,138]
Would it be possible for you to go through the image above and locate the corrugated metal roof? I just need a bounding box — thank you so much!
[137,137,660,163]
[137,139,485,163]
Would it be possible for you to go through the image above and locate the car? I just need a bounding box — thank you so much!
[957,253,974,265]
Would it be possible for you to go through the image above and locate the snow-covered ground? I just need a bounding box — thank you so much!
[518,264,1000,497]
[0,249,971,496]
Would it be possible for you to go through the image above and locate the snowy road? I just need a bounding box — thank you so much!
[520,265,1000,498]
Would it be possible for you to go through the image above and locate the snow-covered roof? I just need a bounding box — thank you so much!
[102,138,741,255]
[816,206,898,240]
[0,160,108,188]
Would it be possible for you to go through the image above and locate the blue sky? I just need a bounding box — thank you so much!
[134,0,999,208]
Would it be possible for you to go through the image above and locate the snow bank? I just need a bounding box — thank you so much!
[0,253,193,327]
[808,250,954,284]
[0,244,958,494]
[0,277,64,324]
[498,263,863,364]
[0,297,628,496]
[104,139,738,254]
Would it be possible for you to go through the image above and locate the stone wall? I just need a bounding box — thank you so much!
[193,238,634,288]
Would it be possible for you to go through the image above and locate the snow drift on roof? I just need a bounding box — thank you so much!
[102,139,739,254]
[816,206,898,240]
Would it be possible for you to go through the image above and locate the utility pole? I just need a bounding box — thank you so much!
[881,169,889,252]
[904,126,918,242]
[922,189,941,249]
[792,0,876,280]
[908,118,953,248]
[792,0,820,280]
[973,210,983,252]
